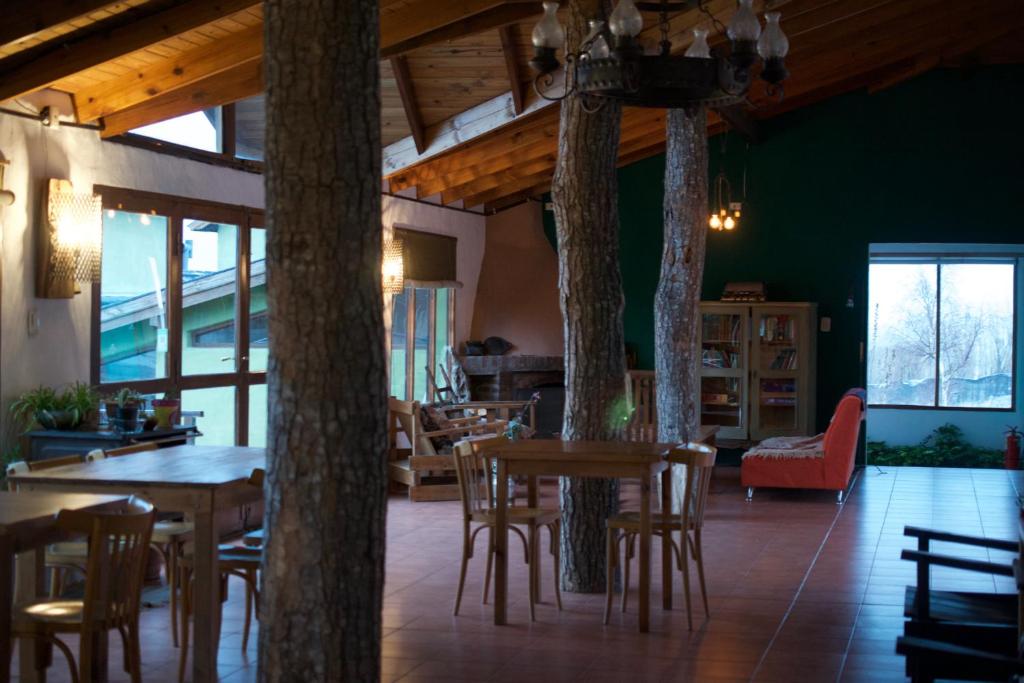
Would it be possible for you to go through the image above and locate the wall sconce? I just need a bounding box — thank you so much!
[382,237,405,294]
[37,179,102,298]
[0,160,14,206]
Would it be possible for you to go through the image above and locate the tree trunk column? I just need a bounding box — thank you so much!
[259,0,387,680]
[656,107,709,478]
[551,0,627,594]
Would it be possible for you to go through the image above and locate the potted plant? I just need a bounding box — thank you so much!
[63,382,100,430]
[10,383,99,431]
[1006,426,1020,470]
[10,386,59,431]
[112,388,143,432]
[152,391,181,430]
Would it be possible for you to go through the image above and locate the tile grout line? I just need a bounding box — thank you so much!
[747,468,864,683]
[834,466,899,683]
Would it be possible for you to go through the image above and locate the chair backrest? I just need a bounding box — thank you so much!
[389,396,436,456]
[625,370,657,442]
[452,437,502,519]
[57,497,155,630]
[85,449,106,463]
[248,468,265,488]
[668,442,717,531]
[822,394,863,462]
[5,461,28,492]
[28,454,85,471]
[104,442,159,458]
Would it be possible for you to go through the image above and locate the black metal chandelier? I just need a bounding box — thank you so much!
[528,0,790,110]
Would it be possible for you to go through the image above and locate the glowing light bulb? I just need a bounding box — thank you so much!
[724,216,736,230]
[709,214,722,230]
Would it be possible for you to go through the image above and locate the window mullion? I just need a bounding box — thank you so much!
[168,215,184,390]
[934,263,942,408]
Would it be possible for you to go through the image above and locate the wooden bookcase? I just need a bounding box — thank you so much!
[698,302,817,442]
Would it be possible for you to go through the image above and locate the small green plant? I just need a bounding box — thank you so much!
[113,387,143,408]
[10,386,59,430]
[868,423,1004,469]
[10,382,100,431]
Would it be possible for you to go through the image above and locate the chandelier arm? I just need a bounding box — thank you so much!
[579,93,607,113]
[533,71,572,102]
[698,0,727,37]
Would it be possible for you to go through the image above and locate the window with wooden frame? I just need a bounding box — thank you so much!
[91,186,267,446]
[867,255,1017,410]
[388,227,458,403]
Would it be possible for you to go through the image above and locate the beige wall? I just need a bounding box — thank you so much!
[0,114,484,450]
[471,201,562,356]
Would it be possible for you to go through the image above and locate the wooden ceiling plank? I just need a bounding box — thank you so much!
[100,58,264,137]
[390,55,428,154]
[498,25,526,115]
[73,23,263,122]
[0,0,260,104]
[0,0,121,52]
[381,0,540,59]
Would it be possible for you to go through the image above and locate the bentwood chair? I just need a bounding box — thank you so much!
[177,469,264,683]
[605,442,717,629]
[12,497,156,683]
[451,438,561,620]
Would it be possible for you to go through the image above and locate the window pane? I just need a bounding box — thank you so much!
[235,96,265,161]
[390,290,409,399]
[413,289,430,402]
[867,263,938,406]
[182,221,238,375]
[250,227,268,372]
[132,109,221,153]
[248,383,267,447]
[99,210,169,383]
[939,263,1014,408]
[434,289,450,390]
[182,387,236,445]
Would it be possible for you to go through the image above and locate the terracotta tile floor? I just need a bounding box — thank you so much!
[13,465,1022,681]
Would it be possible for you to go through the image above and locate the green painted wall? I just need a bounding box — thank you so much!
[544,65,1024,431]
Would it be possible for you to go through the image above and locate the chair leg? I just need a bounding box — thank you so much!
[118,624,132,673]
[621,534,634,614]
[167,543,179,648]
[692,530,710,618]
[483,526,494,605]
[45,635,79,683]
[527,526,537,622]
[604,526,616,625]
[550,522,562,611]
[243,568,255,651]
[454,525,471,616]
[179,569,191,683]
[746,487,754,502]
[681,528,693,631]
[533,523,542,604]
[130,619,143,683]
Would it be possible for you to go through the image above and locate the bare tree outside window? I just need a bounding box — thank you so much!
[868,260,1015,409]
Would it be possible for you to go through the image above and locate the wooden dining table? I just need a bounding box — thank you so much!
[7,445,266,683]
[0,491,128,683]
[480,439,677,632]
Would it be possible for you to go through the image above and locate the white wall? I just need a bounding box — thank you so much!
[866,243,1024,449]
[0,114,484,449]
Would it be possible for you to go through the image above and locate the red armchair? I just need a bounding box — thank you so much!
[741,393,864,504]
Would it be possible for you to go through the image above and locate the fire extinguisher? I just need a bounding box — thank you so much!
[1006,426,1021,470]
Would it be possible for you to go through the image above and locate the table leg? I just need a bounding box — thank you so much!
[0,537,12,683]
[661,465,672,611]
[527,475,539,602]
[191,503,220,682]
[15,549,43,682]
[494,459,509,626]
[639,475,651,633]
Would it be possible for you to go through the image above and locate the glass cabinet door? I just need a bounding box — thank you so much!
[699,309,747,439]
[751,307,808,438]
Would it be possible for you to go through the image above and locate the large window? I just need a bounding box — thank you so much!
[94,188,266,445]
[123,97,264,163]
[390,287,454,402]
[868,258,1016,409]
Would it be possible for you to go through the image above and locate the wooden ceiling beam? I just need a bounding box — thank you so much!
[390,56,428,154]
[100,58,264,138]
[73,23,262,122]
[0,0,260,104]
[498,25,527,115]
[381,0,540,58]
[0,0,121,51]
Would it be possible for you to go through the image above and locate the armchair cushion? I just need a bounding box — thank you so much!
[420,404,456,453]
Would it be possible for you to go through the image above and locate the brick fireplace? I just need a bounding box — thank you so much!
[459,355,564,438]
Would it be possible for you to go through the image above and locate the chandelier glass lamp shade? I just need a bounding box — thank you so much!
[529,0,791,108]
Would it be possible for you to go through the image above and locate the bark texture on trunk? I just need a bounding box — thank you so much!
[656,107,708,449]
[551,0,627,594]
[259,0,386,680]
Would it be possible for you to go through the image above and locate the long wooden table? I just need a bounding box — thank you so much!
[0,491,128,683]
[480,439,675,632]
[7,445,266,683]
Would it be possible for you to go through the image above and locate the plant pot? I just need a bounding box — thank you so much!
[1006,434,1020,470]
[37,409,80,431]
[152,399,181,429]
[114,405,140,432]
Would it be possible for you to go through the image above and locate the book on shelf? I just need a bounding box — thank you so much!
[769,348,798,369]
[703,314,742,344]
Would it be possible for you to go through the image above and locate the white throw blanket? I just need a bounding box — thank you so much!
[742,433,826,460]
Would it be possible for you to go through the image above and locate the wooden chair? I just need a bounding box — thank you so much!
[12,497,156,683]
[177,468,264,682]
[389,397,510,501]
[624,370,657,442]
[451,438,561,620]
[605,442,717,629]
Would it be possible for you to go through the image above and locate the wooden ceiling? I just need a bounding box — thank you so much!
[2,0,1022,211]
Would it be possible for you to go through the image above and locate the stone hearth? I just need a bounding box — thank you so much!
[459,355,564,437]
